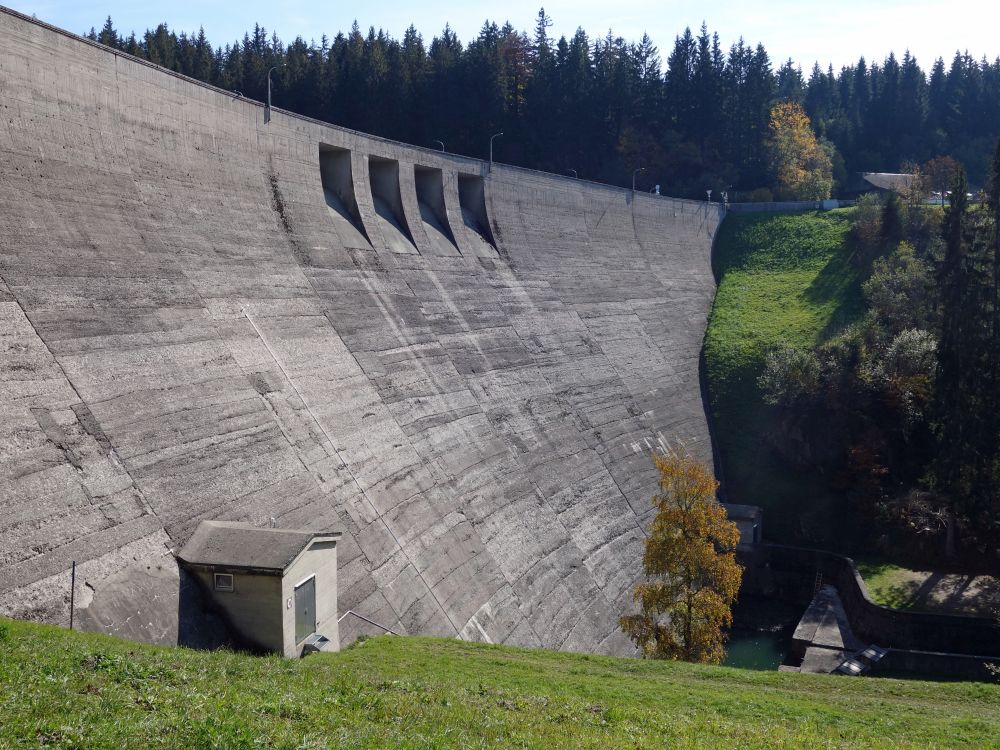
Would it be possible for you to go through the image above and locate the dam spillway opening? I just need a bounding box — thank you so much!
[319,143,370,249]
[457,174,498,254]
[414,165,460,256]
[367,155,418,255]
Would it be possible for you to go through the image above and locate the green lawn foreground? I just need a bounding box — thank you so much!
[704,209,863,548]
[1,618,998,749]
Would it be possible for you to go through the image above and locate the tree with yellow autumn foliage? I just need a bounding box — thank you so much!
[766,101,833,200]
[620,448,742,664]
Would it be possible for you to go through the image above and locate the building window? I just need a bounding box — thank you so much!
[214,573,234,592]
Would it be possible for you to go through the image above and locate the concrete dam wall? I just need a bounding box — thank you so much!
[0,7,723,653]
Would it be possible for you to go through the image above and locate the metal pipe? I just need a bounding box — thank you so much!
[69,560,76,630]
[337,609,400,635]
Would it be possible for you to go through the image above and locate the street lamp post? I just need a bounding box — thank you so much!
[489,131,503,172]
[632,167,647,193]
[265,66,279,124]
[567,169,578,178]
[433,140,445,152]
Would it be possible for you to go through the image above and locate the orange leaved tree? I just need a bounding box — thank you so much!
[620,448,743,664]
[766,100,833,200]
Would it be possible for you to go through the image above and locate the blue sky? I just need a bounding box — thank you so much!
[11,0,998,72]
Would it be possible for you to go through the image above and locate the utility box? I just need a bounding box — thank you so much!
[176,521,343,657]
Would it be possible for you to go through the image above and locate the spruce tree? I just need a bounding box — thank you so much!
[931,167,1000,554]
[933,168,968,555]
[987,139,1000,344]
[982,139,1000,548]
[97,16,119,50]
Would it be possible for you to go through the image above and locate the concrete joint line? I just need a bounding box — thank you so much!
[242,308,464,638]
[2,273,157,523]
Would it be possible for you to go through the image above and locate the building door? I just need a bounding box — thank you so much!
[294,576,316,643]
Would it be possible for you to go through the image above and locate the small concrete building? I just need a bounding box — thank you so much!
[177,521,343,657]
[723,503,764,549]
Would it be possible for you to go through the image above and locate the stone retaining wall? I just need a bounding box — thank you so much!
[743,545,1000,658]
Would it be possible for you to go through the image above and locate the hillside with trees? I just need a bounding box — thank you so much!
[707,145,1000,571]
[84,12,1000,197]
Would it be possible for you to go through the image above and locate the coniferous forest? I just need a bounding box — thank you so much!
[86,12,1000,197]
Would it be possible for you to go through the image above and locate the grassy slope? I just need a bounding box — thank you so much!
[704,210,863,549]
[854,560,1000,615]
[1,619,998,749]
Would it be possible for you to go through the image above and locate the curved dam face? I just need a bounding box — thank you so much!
[0,8,723,653]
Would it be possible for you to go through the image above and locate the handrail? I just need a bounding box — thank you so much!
[337,609,400,635]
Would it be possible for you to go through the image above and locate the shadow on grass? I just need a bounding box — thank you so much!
[708,210,865,555]
[864,572,1000,616]
[803,252,864,341]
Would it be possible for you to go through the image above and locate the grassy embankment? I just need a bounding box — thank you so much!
[1,618,999,748]
[854,560,999,615]
[704,209,863,550]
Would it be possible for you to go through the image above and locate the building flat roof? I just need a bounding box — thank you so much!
[723,503,763,521]
[176,521,342,573]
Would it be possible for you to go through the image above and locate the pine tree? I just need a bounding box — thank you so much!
[776,58,804,103]
[97,16,119,50]
[932,167,986,555]
[987,139,1000,343]
[665,28,696,135]
[982,140,1000,548]
[193,28,214,83]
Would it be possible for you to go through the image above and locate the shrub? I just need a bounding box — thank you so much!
[757,345,821,406]
[863,242,935,335]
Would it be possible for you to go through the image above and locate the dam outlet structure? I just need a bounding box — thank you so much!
[0,6,724,653]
